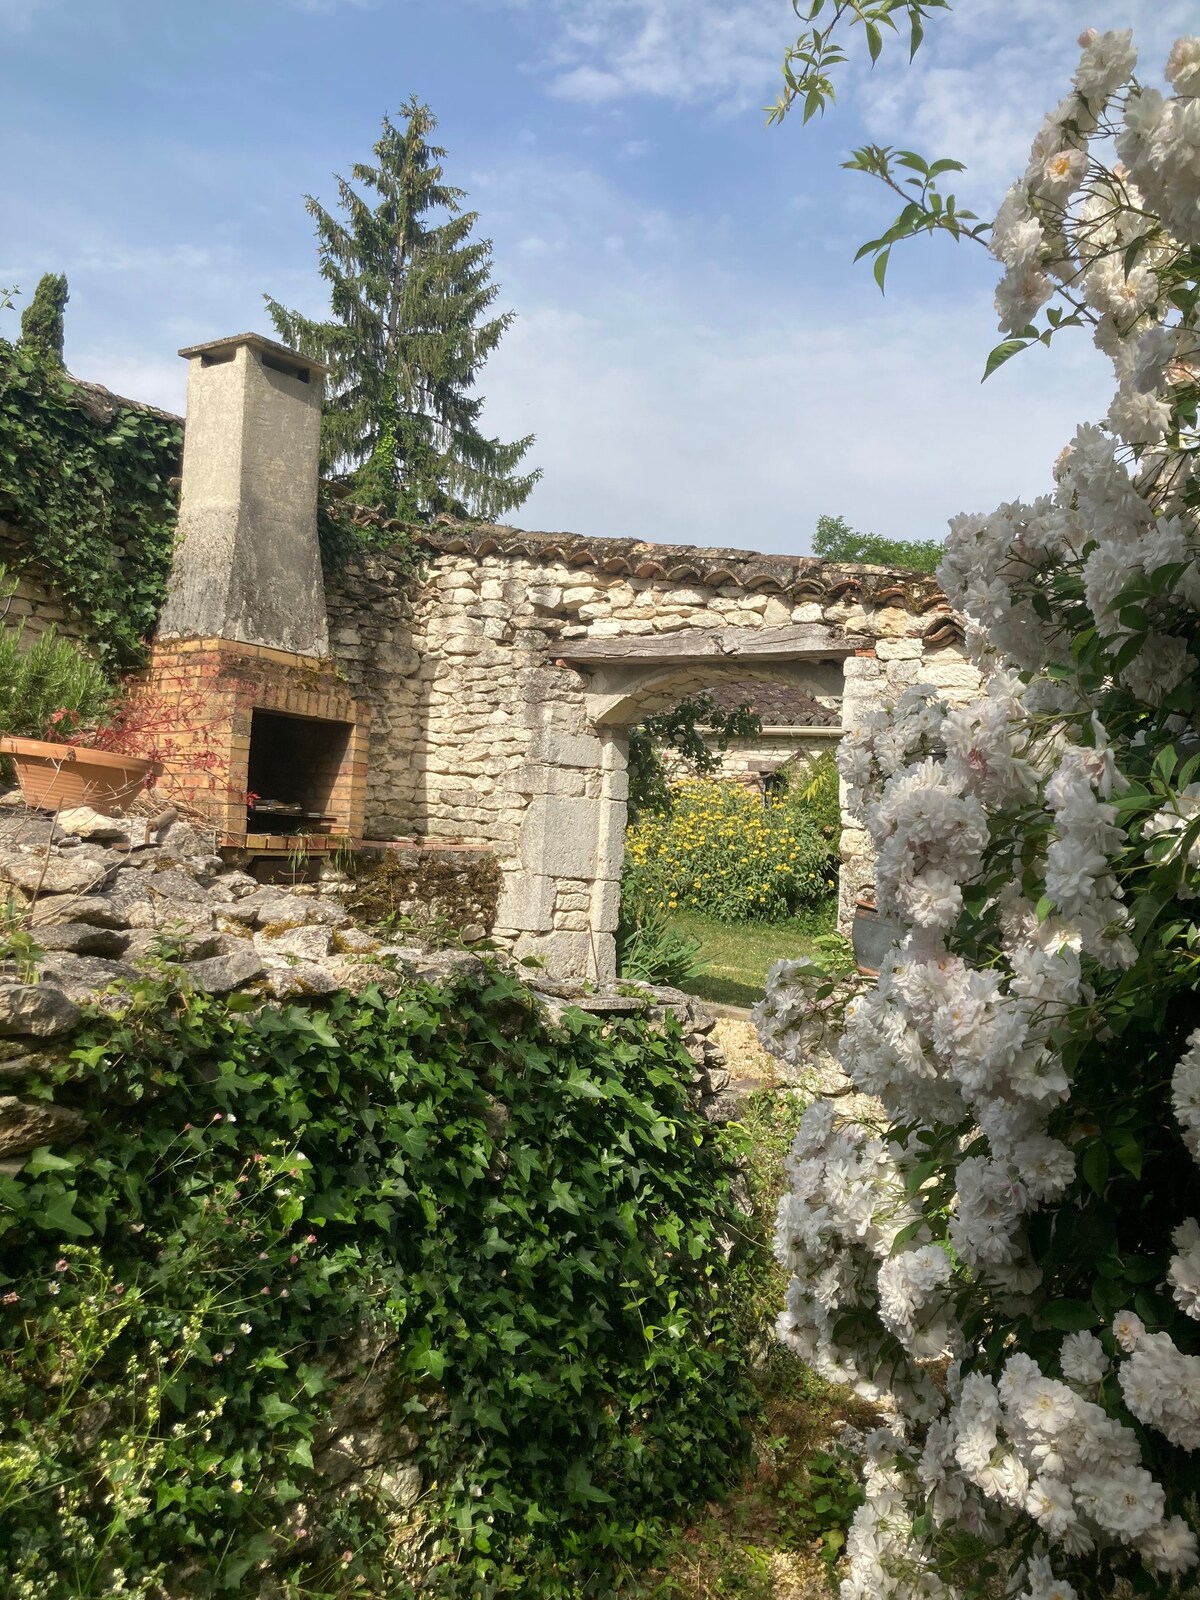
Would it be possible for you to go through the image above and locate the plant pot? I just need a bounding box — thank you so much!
[852,895,905,977]
[0,736,160,815]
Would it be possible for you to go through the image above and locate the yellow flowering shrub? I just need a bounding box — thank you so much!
[625,780,834,924]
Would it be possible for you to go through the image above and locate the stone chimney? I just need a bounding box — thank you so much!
[157,333,331,657]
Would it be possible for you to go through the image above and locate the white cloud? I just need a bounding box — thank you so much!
[856,2,1200,199]
[463,152,1109,555]
[480,287,1107,554]
[527,0,789,109]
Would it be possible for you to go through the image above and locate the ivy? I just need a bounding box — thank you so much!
[0,339,182,671]
[0,964,753,1598]
[0,335,421,671]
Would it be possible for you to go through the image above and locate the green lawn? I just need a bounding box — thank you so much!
[671,901,839,1009]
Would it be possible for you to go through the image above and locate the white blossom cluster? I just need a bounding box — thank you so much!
[763,31,1200,1600]
[772,1099,944,1420]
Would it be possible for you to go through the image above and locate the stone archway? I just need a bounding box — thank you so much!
[544,623,866,983]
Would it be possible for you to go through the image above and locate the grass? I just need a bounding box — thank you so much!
[623,1090,880,1600]
[670,899,839,1009]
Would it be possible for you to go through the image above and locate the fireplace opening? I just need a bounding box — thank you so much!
[246,708,354,835]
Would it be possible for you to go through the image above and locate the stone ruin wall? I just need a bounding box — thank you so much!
[0,520,91,651]
[326,525,983,975]
[0,507,983,979]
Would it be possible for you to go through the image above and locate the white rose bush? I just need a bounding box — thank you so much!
[757,31,1200,1600]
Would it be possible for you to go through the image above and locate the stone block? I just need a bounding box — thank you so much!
[513,928,595,980]
[0,985,80,1037]
[916,656,980,694]
[591,876,621,933]
[870,606,920,639]
[875,638,924,661]
[842,656,882,681]
[519,796,600,880]
[496,874,556,933]
[529,731,603,770]
[183,947,265,995]
[0,1094,86,1157]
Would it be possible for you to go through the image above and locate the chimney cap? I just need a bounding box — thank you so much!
[177,331,329,376]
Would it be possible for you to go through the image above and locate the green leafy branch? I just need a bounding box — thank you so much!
[768,0,951,125]
[844,145,989,290]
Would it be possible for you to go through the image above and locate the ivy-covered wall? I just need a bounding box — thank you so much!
[0,341,182,670]
[0,964,752,1599]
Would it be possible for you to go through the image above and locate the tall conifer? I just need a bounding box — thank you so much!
[266,98,538,521]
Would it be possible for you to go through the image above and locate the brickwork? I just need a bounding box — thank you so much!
[124,640,369,847]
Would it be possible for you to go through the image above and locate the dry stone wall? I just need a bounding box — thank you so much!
[327,522,982,978]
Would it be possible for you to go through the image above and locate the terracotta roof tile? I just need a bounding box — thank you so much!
[343,506,958,622]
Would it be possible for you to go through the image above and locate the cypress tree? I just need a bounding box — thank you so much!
[19,273,68,366]
[266,98,539,522]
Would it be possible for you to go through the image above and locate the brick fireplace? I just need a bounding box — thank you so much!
[129,332,370,855]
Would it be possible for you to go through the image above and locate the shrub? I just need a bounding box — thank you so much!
[616,875,704,987]
[761,36,1200,1600]
[626,779,833,924]
[778,749,841,847]
[0,621,113,741]
[0,965,752,1598]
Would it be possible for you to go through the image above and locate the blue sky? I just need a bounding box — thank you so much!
[1,0,1194,554]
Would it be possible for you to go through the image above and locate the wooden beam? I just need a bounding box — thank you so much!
[556,623,868,667]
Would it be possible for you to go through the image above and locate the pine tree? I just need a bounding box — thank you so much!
[266,99,539,522]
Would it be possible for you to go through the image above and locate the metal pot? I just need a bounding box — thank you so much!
[852,895,905,977]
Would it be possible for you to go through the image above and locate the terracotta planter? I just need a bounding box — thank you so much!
[0,736,159,815]
[852,895,905,977]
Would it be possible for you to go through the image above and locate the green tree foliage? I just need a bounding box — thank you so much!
[266,98,540,523]
[18,272,68,366]
[627,692,762,820]
[812,511,944,574]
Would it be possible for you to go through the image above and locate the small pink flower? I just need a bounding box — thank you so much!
[289,1254,298,1265]
[183,1122,193,1132]
[212,1113,222,1122]
[54,1259,69,1273]
[305,1234,317,1245]
[259,1252,269,1261]
[261,1286,270,1295]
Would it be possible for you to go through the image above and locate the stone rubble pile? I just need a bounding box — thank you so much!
[0,798,736,1167]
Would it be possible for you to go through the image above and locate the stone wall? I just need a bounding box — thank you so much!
[0,520,89,650]
[691,727,843,788]
[326,521,982,979]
